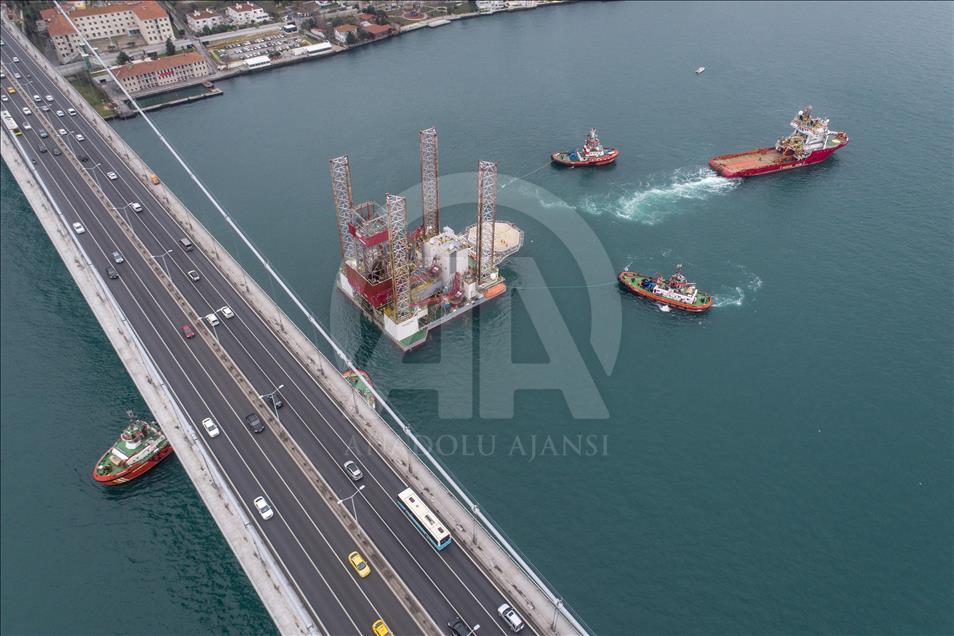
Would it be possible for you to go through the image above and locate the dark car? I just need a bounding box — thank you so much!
[52,148,62,156]
[245,413,265,433]
[447,618,470,636]
[266,392,284,409]
[38,130,48,138]
[79,154,89,162]
[105,265,119,279]
[39,146,47,154]
[181,324,195,339]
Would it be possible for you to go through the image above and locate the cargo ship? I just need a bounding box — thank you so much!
[551,128,619,167]
[619,266,713,313]
[709,107,848,177]
[93,413,173,485]
[343,369,376,408]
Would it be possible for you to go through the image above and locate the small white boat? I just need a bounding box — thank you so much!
[695,66,705,75]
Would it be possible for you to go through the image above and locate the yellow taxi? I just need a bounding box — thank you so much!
[371,619,392,636]
[6,86,16,94]
[348,550,371,578]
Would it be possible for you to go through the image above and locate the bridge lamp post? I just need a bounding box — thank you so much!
[550,598,563,631]
[260,384,285,422]
[149,248,173,279]
[336,484,366,522]
[465,624,480,636]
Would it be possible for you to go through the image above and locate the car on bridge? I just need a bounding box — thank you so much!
[111,251,124,264]
[72,222,85,234]
[447,617,472,636]
[105,265,119,280]
[52,148,62,156]
[497,604,526,633]
[68,108,77,116]
[343,460,363,481]
[218,306,234,319]
[253,496,274,520]
[371,619,392,636]
[181,324,196,339]
[201,417,220,438]
[106,171,118,180]
[348,551,371,578]
[55,110,64,117]
[38,129,47,138]
[75,133,85,142]
[244,413,265,434]
[45,95,53,102]
[130,202,143,212]
[40,104,49,112]
[187,269,201,282]
[20,106,31,116]
[205,312,220,327]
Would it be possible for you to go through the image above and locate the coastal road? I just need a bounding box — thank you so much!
[2,24,545,636]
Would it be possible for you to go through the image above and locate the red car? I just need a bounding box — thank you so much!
[181,324,195,339]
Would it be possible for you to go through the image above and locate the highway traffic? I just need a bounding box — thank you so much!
[2,23,537,636]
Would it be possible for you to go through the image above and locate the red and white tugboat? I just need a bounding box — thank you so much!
[551,128,619,167]
[709,106,848,177]
[619,265,713,313]
[92,412,173,485]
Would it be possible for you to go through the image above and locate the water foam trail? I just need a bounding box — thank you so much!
[579,167,740,225]
[711,266,763,307]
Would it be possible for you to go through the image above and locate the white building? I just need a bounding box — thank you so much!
[186,8,225,34]
[226,2,270,27]
[41,2,174,64]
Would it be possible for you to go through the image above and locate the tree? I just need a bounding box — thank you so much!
[345,30,357,45]
[116,51,131,65]
[302,17,316,30]
[165,38,175,57]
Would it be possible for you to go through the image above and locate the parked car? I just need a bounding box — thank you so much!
[343,460,363,481]
[253,496,273,520]
[201,417,220,438]
[244,413,265,433]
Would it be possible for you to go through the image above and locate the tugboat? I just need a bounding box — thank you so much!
[619,265,713,313]
[709,106,848,177]
[343,369,376,409]
[92,412,173,485]
[551,129,619,167]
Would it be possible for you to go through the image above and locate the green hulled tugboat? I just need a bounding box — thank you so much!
[619,265,713,313]
[343,369,376,409]
[93,412,173,485]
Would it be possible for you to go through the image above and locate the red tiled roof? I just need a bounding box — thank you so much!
[362,23,390,35]
[40,7,59,21]
[131,1,168,21]
[114,52,205,80]
[229,2,260,12]
[46,14,77,37]
[189,9,220,20]
[335,24,358,32]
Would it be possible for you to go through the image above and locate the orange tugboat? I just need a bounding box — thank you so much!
[551,128,619,166]
[619,266,713,313]
[93,413,173,485]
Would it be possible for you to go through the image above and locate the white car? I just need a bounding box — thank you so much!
[55,110,64,117]
[12,56,19,63]
[45,95,53,102]
[39,104,49,112]
[58,128,67,136]
[205,312,220,327]
[218,306,234,319]
[75,133,85,141]
[201,417,220,438]
[21,122,31,131]
[497,604,525,633]
[67,108,77,116]
[21,106,31,116]
[0,95,7,102]
[130,202,143,212]
[72,222,85,234]
[106,171,118,180]
[343,460,363,481]
[32,94,41,102]
[253,496,274,520]
[12,71,20,79]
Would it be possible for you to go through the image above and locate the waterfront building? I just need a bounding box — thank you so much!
[360,23,393,40]
[334,23,358,44]
[226,2,270,27]
[40,1,174,64]
[113,52,211,94]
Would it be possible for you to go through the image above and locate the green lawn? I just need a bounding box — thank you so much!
[68,75,114,119]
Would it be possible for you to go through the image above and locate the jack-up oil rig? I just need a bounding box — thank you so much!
[330,127,524,351]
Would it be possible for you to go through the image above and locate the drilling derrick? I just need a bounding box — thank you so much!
[386,194,411,322]
[329,155,356,263]
[475,160,498,284]
[332,130,522,352]
[419,127,440,240]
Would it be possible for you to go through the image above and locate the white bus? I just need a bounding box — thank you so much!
[1,109,22,136]
[397,488,452,551]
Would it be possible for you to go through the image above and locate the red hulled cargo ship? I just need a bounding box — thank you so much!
[709,107,848,177]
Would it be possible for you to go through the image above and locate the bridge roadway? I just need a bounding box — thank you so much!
[1,26,540,636]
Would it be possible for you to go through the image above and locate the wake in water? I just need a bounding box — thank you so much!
[711,266,763,308]
[579,167,739,225]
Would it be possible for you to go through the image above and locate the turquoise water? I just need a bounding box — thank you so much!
[3,2,952,634]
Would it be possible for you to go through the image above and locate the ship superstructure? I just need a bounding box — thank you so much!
[331,128,524,351]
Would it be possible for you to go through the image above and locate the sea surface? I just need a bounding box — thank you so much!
[2,2,952,634]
